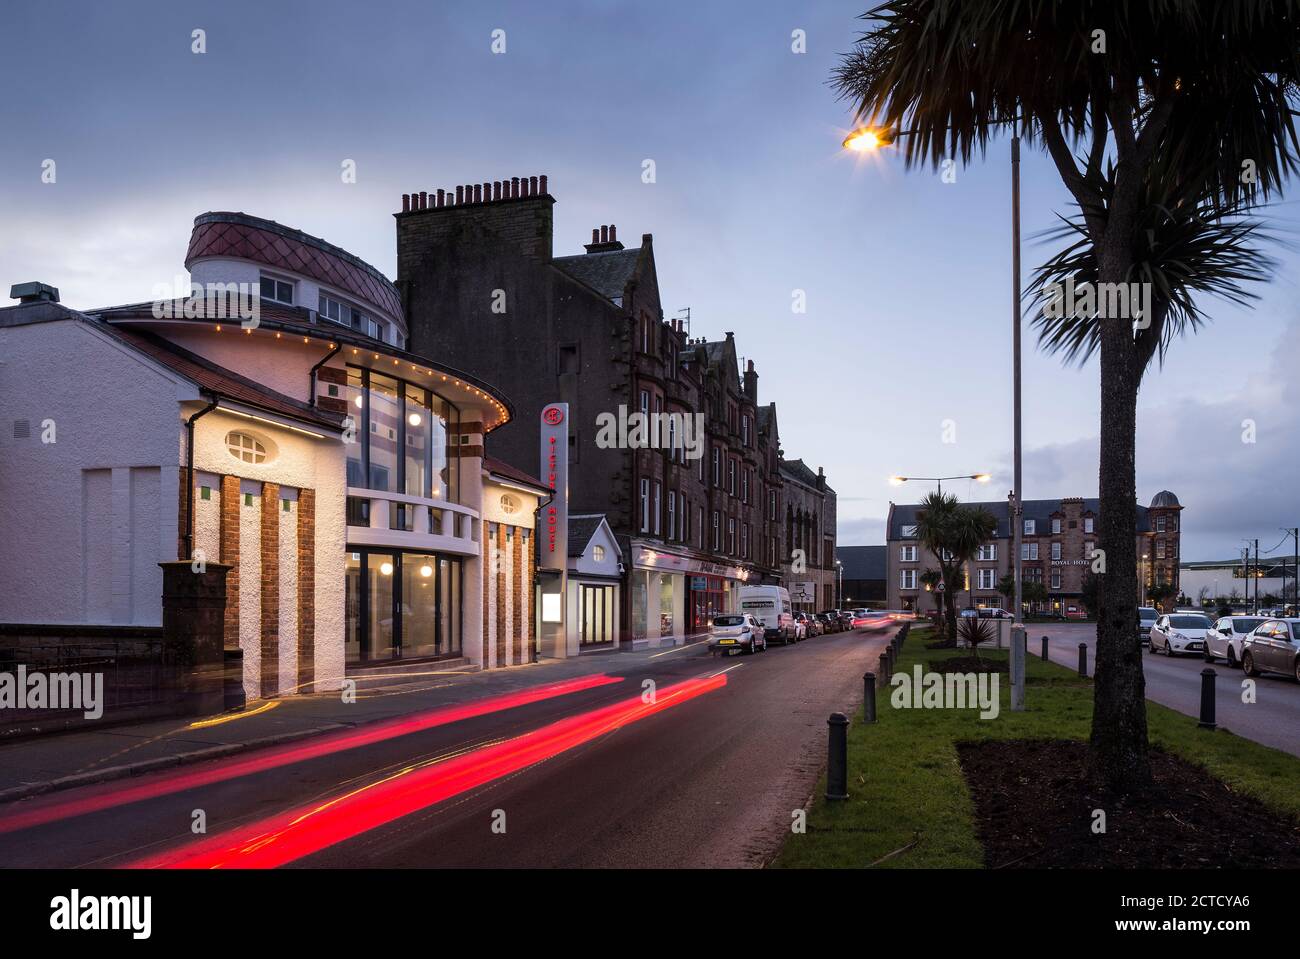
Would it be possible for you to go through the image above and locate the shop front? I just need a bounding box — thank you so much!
[628,542,757,645]
[345,549,462,662]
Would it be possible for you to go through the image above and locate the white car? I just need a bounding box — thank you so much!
[708,613,767,656]
[1203,615,1266,666]
[1148,613,1213,656]
[1241,618,1300,682]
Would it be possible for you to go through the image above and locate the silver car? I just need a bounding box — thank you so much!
[1203,616,1266,667]
[1137,606,1159,646]
[1241,618,1300,682]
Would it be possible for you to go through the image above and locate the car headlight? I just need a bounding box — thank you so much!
[1171,632,1184,641]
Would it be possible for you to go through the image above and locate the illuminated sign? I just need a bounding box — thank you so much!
[539,403,568,569]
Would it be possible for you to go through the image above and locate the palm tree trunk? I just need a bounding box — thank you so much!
[1089,269,1152,789]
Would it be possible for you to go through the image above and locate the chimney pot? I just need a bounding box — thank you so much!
[483,181,491,201]
[470,184,478,203]
[436,189,445,208]
[540,174,548,194]
[529,175,538,195]
[419,191,428,210]
[401,194,411,213]
[455,185,464,205]
[609,224,617,242]
[600,225,609,243]
[511,176,520,198]
[493,181,501,201]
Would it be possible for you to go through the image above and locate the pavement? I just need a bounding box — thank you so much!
[0,625,893,868]
[1032,622,1300,757]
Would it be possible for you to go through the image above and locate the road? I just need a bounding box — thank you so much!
[0,626,891,869]
[1033,623,1300,757]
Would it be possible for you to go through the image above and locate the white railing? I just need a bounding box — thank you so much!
[345,486,480,556]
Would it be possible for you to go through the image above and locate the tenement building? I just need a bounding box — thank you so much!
[395,176,802,645]
[0,211,544,707]
[884,492,1183,614]
[778,459,838,611]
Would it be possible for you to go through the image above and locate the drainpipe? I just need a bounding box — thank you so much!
[308,341,341,410]
[183,395,220,560]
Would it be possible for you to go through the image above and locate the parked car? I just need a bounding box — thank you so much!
[815,611,840,634]
[1241,618,1300,681]
[836,610,856,629]
[1203,615,1266,667]
[794,611,820,637]
[708,613,766,656]
[738,585,795,645]
[1063,605,1088,620]
[1136,607,1159,646]
[1148,613,1213,656]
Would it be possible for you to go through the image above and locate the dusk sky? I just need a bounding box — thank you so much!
[4,0,1298,563]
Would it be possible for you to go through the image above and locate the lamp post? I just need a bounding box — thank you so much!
[835,559,843,609]
[849,120,1024,628]
[888,474,991,497]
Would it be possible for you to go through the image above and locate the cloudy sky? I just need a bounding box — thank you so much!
[2,0,1298,563]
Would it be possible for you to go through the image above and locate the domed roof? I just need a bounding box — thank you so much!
[1150,490,1181,508]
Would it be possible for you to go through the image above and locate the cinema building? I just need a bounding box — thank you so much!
[0,212,541,705]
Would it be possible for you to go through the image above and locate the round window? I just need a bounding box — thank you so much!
[499,493,520,515]
[225,431,269,465]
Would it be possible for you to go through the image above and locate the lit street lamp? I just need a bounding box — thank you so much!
[850,118,1025,626]
[889,473,991,496]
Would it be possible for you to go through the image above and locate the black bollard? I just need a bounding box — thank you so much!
[863,673,877,723]
[826,712,849,800]
[882,646,893,682]
[1198,668,1217,730]
[1041,635,1049,661]
[1077,642,1088,678]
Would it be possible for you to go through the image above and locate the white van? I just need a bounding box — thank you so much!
[738,585,795,645]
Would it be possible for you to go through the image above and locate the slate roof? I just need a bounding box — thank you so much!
[568,513,609,557]
[838,545,887,580]
[552,248,641,301]
[484,455,548,491]
[888,497,1150,539]
[780,458,820,488]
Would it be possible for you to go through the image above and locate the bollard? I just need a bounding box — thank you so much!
[826,712,850,800]
[1041,635,1049,661]
[881,646,893,682]
[863,673,877,723]
[1077,642,1088,678]
[1010,624,1026,711]
[1198,668,1217,730]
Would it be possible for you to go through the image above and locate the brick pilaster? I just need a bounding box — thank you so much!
[297,489,315,694]
[512,527,523,664]
[220,475,241,650]
[496,523,507,666]
[481,527,491,667]
[260,483,280,697]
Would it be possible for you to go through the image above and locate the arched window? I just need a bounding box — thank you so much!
[225,431,268,465]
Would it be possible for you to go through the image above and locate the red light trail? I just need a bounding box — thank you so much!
[0,674,621,836]
[126,672,727,869]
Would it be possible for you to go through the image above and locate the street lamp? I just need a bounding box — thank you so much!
[889,473,991,496]
[850,117,1024,627]
[835,559,843,609]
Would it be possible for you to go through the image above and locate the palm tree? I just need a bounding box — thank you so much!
[920,567,945,620]
[914,492,998,642]
[832,1,1300,789]
[997,572,1017,613]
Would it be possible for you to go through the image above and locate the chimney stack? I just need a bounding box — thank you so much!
[584,223,626,254]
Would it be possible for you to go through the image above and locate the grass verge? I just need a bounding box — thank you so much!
[771,625,1300,868]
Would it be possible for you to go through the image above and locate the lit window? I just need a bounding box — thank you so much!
[592,545,606,563]
[226,432,267,464]
[499,493,519,515]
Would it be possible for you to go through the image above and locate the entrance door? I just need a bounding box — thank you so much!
[580,585,613,646]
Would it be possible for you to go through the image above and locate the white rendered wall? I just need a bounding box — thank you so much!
[0,319,183,626]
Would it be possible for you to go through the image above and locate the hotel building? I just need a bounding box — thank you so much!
[884,492,1183,614]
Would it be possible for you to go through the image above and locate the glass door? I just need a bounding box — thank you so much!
[580,585,613,646]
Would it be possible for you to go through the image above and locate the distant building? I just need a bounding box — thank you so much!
[837,546,886,607]
[778,459,837,611]
[885,491,1183,613]
[1180,557,1297,608]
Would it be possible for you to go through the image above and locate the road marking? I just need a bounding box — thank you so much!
[649,638,711,658]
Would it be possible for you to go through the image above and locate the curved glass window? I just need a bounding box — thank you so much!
[346,365,459,503]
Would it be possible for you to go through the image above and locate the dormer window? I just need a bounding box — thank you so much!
[260,274,294,305]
